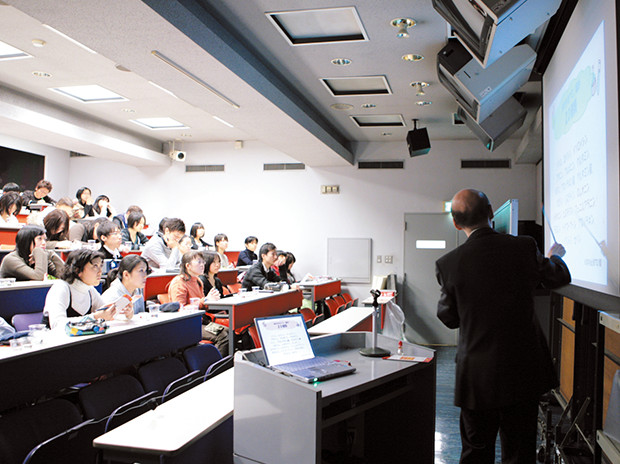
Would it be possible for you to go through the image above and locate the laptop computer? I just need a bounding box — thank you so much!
[254,314,356,383]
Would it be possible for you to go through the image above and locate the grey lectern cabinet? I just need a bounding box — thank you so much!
[233,333,436,463]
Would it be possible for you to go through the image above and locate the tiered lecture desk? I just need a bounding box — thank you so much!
[299,279,341,314]
[307,306,374,335]
[206,289,303,354]
[234,333,436,464]
[94,368,234,463]
[0,310,202,412]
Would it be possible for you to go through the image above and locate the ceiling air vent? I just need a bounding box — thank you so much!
[69,151,89,157]
[358,161,404,169]
[185,164,225,172]
[461,159,511,169]
[263,163,305,171]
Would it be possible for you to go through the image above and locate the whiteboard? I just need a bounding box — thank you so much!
[327,238,372,283]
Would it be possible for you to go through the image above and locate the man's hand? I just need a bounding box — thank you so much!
[547,242,566,258]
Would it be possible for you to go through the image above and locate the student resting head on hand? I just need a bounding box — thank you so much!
[0,225,65,281]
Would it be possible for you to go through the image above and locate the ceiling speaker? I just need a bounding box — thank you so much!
[406,127,431,157]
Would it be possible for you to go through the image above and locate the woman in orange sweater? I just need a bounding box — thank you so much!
[168,250,227,355]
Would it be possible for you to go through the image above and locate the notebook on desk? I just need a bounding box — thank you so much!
[254,314,355,383]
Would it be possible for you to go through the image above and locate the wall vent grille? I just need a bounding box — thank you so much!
[263,163,305,171]
[358,160,404,169]
[185,164,225,172]
[69,151,89,157]
[461,159,511,169]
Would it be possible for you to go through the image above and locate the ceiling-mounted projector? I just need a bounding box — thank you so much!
[457,96,527,152]
[437,38,535,123]
[432,0,561,68]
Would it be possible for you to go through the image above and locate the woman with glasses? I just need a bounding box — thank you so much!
[43,249,120,329]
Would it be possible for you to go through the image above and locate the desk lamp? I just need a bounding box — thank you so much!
[359,289,391,357]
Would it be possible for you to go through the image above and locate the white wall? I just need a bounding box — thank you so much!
[0,133,71,197]
[67,138,537,301]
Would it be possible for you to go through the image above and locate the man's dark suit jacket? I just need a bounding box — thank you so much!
[242,261,280,290]
[435,227,571,410]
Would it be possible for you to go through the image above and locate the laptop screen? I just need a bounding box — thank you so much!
[255,314,314,366]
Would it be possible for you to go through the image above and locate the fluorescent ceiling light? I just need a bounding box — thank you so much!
[130,117,189,130]
[148,81,177,98]
[0,40,31,61]
[416,240,447,249]
[50,85,128,103]
[43,24,97,54]
[213,116,234,128]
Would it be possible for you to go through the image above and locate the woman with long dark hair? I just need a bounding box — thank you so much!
[75,187,94,218]
[0,192,22,225]
[92,194,116,219]
[0,225,64,280]
[43,209,72,249]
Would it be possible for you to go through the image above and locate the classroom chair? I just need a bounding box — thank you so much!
[205,355,234,381]
[23,419,100,464]
[138,357,189,398]
[0,399,82,464]
[104,391,158,433]
[324,298,343,318]
[162,370,202,403]
[183,344,222,377]
[79,374,147,420]
[299,307,317,327]
[11,312,44,331]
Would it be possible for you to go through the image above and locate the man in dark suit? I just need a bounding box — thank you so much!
[242,242,281,291]
[435,189,571,464]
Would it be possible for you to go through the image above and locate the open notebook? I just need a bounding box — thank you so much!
[254,314,356,383]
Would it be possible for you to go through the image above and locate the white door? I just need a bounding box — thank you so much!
[402,213,463,345]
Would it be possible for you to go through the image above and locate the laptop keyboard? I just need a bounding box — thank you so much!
[275,357,331,373]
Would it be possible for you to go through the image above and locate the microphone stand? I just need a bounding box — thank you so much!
[360,289,391,357]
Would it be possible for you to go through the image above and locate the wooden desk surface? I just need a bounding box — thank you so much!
[94,369,234,455]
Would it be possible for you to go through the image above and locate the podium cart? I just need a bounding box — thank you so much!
[233,333,436,464]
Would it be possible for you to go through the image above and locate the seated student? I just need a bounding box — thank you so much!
[92,194,116,219]
[75,187,94,218]
[237,236,258,266]
[189,222,211,249]
[0,191,22,226]
[22,179,56,207]
[113,205,143,230]
[70,216,108,243]
[168,235,193,269]
[242,243,282,290]
[42,249,119,329]
[199,251,227,298]
[102,255,148,315]
[43,209,72,249]
[214,233,232,268]
[121,211,148,249]
[280,252,297,285]
[2,182,21,195]
[0,225,64,280]
[142,218,189,270]
[96,220,125,260]
[273,250,287,276]
[168,250,228,355]
[54,197,80,221]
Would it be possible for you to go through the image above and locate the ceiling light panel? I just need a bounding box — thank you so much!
[0,40,31,61]
[321,76,392,97]
[267,7,368,46]
[50,85,128,103]
[350,114,405,128]
[130,117,189,130]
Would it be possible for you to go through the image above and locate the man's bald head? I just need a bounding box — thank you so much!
[451,189,493,229]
